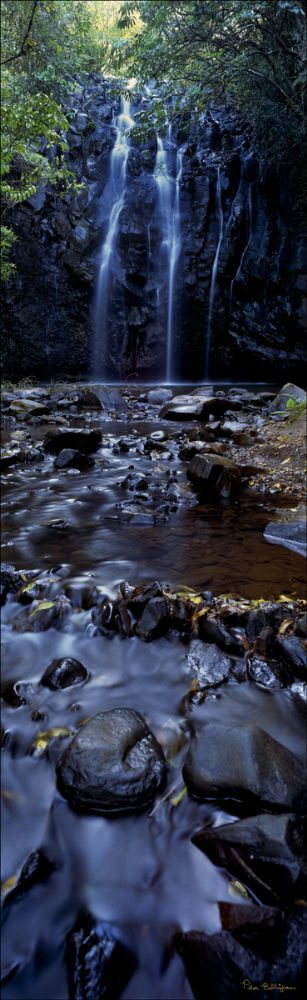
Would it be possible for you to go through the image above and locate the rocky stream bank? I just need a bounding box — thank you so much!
[1,380,306,999]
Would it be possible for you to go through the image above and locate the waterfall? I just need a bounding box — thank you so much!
[229,182,253,320]
[204,165,224,379]
[92,96,134,376]
[154,134,183,383]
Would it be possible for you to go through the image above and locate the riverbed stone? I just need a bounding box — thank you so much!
[175,909,307,1000]
[187,454,242,498]
[186,641,231,686]
[57,708,167,814]
[183,720,306,811]
[41,657,89,690]
[136,597,169,640]
[43,428,102,454]
[247,655,281,689]
[193,812,307,903]
[54,448,95,471]
[198,616,243,655]
[66,911,136,1000]
[275,636,307,680]
[147,388,172,404]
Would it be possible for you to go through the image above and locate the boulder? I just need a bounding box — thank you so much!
[57,708,166,814]
[186,641,231,686]
[75,388,103,410]
[54,448,95,471]
[161,394,240,421]
[43,428,102,454]
[275,636,307,680]
[183,720,306,811]
[198,617,243,655]
[193,812,307,903]
[9,399,48,416]
[175,909,307,1000]
[147,388,172,404]
[268,383,306,418]
[187,454,242,498]
[41,657,89,690]
[66,911,136,1000]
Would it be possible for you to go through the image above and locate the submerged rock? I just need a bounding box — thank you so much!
[57,708,166,814]
[3,849,55,906]
[66,911,136,1000]
[54,448,95,471]
[41,657,89,690]
[183,720,306,811]
[187,454,242,498]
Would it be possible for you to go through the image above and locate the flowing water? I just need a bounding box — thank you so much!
[92,98,135,377]
[1,388,306,999]
[204,167,224,380]
[154,136,183,383]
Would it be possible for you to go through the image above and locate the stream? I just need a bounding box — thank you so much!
[1,383,306,999]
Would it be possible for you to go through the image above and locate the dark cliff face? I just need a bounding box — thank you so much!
[2,73,306,381]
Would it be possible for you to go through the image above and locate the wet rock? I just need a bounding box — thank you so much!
[41,657,89,690]
[13,595,72,632]
[247,656,281,689]
[2,680,37,707]
[136,597,169,640]
[183,720,306,811]
[175,909,307,1000]
[193,813,307,904]
[54,449,95,471]
[264,518,307,557]
[75,388,104,410]
[295,613,307,638]
[43,428,102,454]
[3,849,55,906]
[254,625,276,657]
[57,708,166,814]
[275,636,307,681]
[198,617,243,655]
[9,398,49,416]
[124,581,164,615]
[66,911,136,1000]
[187,454,242,499]
[268,383,306,418]
[246,608,266,642]
[147,388,172,404]
[186,641,231,686]
[121,472,149,492]
[0,563,37,604]
[161,394,239,421]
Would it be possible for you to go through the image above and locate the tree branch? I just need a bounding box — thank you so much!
[1,1,40,66]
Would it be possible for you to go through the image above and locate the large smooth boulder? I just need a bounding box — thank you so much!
[183,720,306,812]
[187,454,242,498]
[193,813,307,903]
[43,428,102,454]
[57,708,166,814]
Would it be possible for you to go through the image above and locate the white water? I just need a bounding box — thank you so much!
[155,134,183,382]
[229,182,253,321]
[204,165,224,378]
[92,96,134,375]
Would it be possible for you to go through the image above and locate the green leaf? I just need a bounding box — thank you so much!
[171,787,187,807]
[29,600,55,616]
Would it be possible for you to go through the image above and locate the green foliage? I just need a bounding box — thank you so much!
[116,1,306,213]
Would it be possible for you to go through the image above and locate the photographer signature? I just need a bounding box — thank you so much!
[241,980,296,993]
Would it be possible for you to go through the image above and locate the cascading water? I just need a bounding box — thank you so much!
[92,96,134,376]
[229,181,253,320]
[204,165,224,378]
[154,134,183,383]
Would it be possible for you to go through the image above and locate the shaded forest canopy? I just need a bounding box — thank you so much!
[1,0,306,280]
